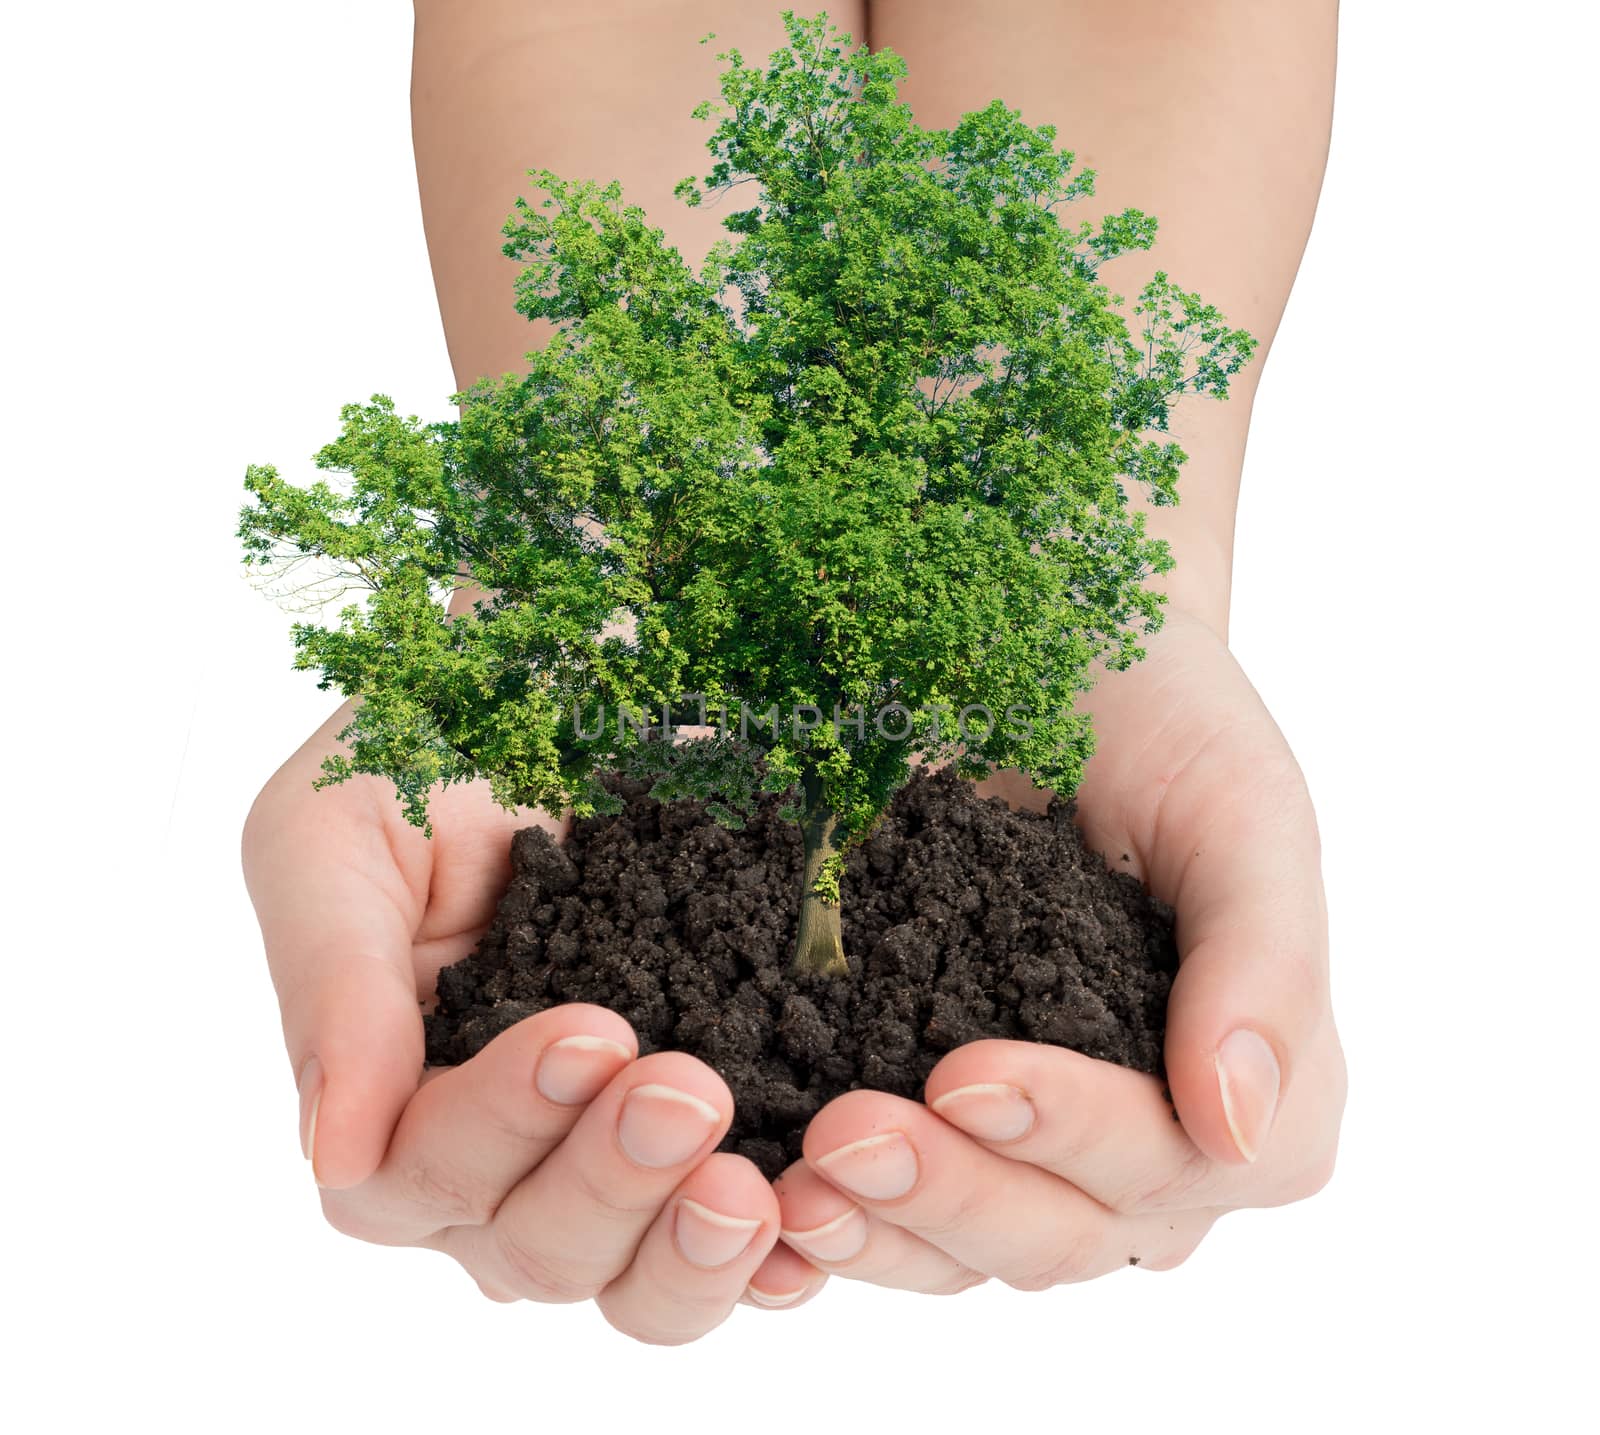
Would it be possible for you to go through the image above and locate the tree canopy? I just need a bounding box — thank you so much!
[240,9,1255,972]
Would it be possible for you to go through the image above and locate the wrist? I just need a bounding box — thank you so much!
[1135,388,1256,645]
[1153,527,1233,643]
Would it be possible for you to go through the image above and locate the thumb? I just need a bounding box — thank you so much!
[243,784,425,1191]
[273,937,424,1191]
[1155,740,1331,1169]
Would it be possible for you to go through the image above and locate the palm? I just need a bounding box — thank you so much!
[366,776,565,1000]
[1079,610,1312,888]
[979,608,1343,1188]
[977,608,1305,878]
[245,705,563,1015]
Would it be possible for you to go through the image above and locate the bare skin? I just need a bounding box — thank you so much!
[243,0,1345,1339]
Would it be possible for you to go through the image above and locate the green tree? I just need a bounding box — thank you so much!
[240,9,1255,976]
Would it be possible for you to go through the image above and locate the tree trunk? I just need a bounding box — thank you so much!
[793,773,848,977]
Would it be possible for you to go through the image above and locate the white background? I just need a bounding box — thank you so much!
[4,3,1594,1431]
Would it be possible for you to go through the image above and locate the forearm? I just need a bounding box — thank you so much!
[411,0,838,390]
[1103,0,1338,639]
[871,0,1339,639]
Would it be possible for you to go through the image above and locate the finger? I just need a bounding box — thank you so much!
[243,738,425,1190]
[1138,718,1338,1171]
[804,1091,1212,1288]
[773,1162,983,1295]
[594,1154,779,1345]
[324,1005,637,1244]
[1068,616,1345,1173]
[924,1039,1218,1213]
[741,1242,829,1311]
[439,1051,733,1303]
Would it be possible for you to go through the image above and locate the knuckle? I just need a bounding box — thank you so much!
[1034,1118,1099,1176]
[317,1193,393,1246]
[1030,1096,1139,1187]
[492,1226,599,1304]
[569,1161,661,1224]
[479,1102,553,1152]
[1005,1230,1104,1292]
[397,1159,492,1226]
[1162,1239,1201,1270]
[913,1186,993,1246]
[1138,1248,1189,1273]
[601,1317,703,1348]
[1286,1145,1339,1204]
[1115,1146,1214,1214]
[672,1283,745,1321]
[597,1295,722,1347]
[1141,1224,1211,1272]
[472,1276,521,1304]
[929,1269,989,1296]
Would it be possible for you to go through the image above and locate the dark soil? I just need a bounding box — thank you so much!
[425,767,1177,1178]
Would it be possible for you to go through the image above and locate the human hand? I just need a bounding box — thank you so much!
[242,702,820,1342]
[769,610,1347,1292]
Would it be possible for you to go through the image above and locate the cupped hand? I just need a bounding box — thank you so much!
[770,610,1348,1293]
[242,702,821,1342]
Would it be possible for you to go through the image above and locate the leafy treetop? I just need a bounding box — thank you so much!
[240,9,1254,973]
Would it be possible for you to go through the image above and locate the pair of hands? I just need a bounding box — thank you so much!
[242,610,1345,1344]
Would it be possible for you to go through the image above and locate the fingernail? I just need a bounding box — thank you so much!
[297,1055,325,1185]
[813,1132,918,1201]
[747,1284,809,1308]
[674,1198,762,1268]
[930,1083,1035,1142]
[1215,1028,1281,1163]
[617,1083,722,1168]
[781,1205,869,1263]
[536,1035,633,1105]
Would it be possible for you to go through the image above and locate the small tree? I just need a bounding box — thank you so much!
[240,10,1254,977]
